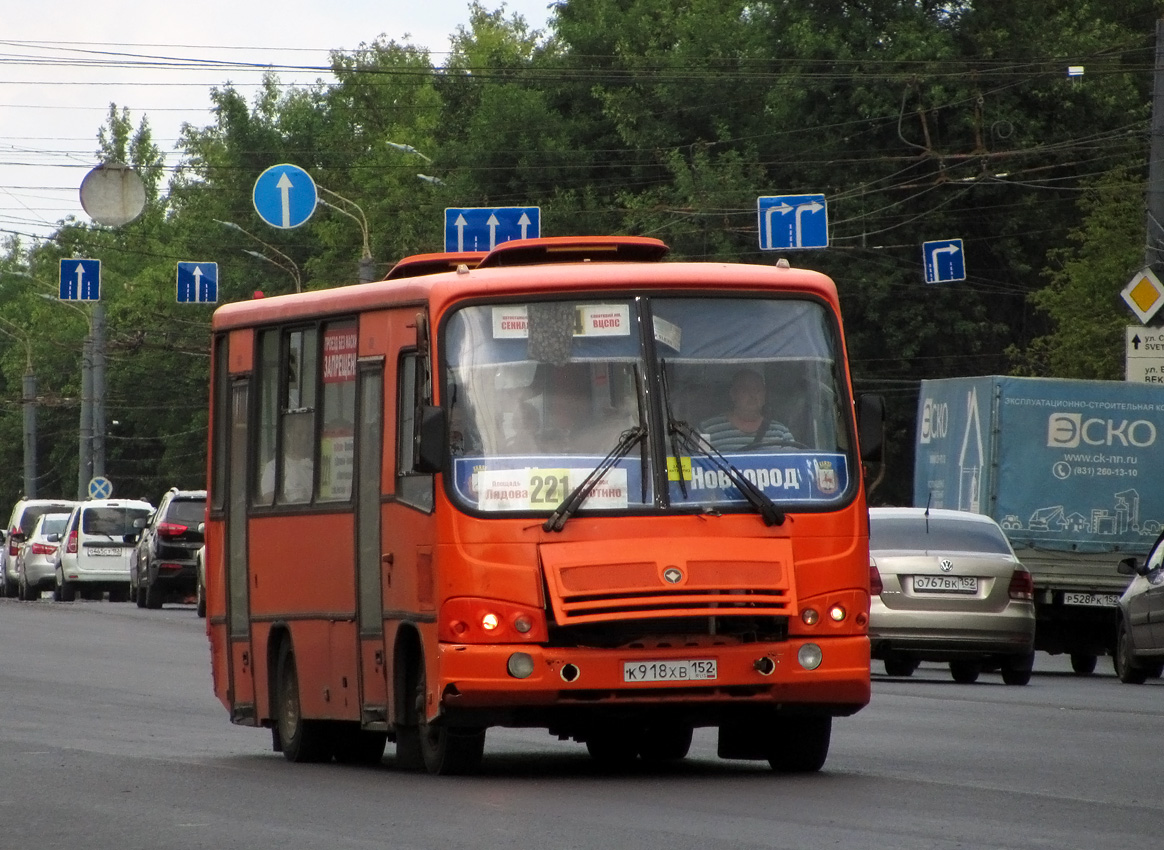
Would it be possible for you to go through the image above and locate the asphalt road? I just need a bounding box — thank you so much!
[0,598,1160,850]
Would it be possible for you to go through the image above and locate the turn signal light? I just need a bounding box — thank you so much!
[439,597,548,644]
[869,563,883,596]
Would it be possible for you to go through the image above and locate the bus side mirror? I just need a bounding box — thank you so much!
[415,405,447,473]
[856,394,885,463]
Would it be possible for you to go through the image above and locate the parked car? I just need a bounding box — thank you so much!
[130,488,206,609]
[55,499,153,602]
[1114,532,1164,684]
[0,498,76,597]
[14,512,71,601]
[195,535,206,619]
[868,506,1036,685]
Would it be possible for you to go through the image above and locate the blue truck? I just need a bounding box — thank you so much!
[914,376,1164,674]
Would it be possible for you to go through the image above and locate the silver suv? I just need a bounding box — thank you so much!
[1,498,76,597]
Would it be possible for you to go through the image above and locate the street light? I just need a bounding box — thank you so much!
[386,141,432,163]
[317,187,376,283]
[215,219,303,293]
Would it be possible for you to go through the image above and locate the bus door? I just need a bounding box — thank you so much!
[226,377,256,720]
[355,361,388,727]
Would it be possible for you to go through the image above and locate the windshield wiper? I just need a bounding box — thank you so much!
[667,418,785,527]
[543,426,647,533]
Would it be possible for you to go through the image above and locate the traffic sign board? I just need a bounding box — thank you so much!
[1126,325,1164,383]
[757,195,828,250]
[176,262,218,304]
[444,207,540,252]
[88,476,113,499]
[923,239,966,283]
[59,258,101,301]
[253,163,317,229]
[1121,267,1164,324]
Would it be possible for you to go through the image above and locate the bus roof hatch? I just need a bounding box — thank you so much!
[475,236,670,268]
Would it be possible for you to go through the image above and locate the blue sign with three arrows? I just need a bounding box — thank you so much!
[445,207,540,252]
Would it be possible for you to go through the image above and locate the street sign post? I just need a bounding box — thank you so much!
[59,258,100,301]
[253,164,317,230]
[923,239,966,284]
[176,262,218,304]
[444,206,540,252]
[756,194,828,250]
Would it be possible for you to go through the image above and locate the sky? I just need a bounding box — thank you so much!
[0,0,556,242]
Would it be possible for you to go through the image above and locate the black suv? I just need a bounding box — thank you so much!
[131,488,206,609]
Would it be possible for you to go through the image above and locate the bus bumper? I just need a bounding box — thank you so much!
[436,635,870,719]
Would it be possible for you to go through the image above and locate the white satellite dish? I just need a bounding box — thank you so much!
[79,163,146,227]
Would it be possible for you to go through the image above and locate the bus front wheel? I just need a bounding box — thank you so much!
[766,715,831,773]
[275,641,332,762]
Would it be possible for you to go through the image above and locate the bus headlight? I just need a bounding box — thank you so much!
[798,643,823,670]
[507,652,535,679]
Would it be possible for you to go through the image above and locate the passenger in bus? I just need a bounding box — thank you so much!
[699,369,796,452]
[539,372,630,455]
[504,401,541,453]
[260,413,314,503]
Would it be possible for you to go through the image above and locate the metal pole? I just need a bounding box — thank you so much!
[1147,17,1164,269]
[78,335,93,500]
[92,302,106,482]
[22,370,36,499]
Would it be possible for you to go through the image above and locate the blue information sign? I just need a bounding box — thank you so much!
[59,258,101,301]
[923,239,966,284]
[176,262,218,304]
[253,163,317,229]
[757,195,828,250]
[444,206,540,252]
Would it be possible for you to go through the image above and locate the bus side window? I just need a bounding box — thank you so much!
[397,351,434,512]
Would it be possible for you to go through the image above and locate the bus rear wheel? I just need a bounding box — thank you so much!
[766,715,831,773]
[275,642,332,762]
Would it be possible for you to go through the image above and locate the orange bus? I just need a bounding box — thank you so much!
[204,235,883,774]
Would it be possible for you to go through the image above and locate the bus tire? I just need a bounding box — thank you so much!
[585,726,639,767]
[638,723,693,762]
[421,721,486,775]
[331,723,387,766]
[275,641,333,762]
[766,715,831,773]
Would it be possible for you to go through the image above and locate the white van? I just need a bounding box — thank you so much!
[55,499,153,602]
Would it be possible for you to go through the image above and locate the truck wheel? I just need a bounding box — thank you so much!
[1069,653,1097,675]
[1001,652,1034,686]
[1115,621,1148,684]
[949,661,979,683]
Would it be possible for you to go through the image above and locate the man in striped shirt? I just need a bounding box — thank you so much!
[699,369,796,452]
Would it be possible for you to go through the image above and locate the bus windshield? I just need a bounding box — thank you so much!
[443,295,854,515]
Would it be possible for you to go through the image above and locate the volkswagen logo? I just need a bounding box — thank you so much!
[662,567,684,584]
[939,558,954,572]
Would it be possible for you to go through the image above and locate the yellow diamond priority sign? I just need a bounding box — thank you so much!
[1122,267,1164,324]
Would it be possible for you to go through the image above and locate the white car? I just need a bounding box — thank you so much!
[55,499,153,602]
[14,512,71,601]
[1,498,77,597]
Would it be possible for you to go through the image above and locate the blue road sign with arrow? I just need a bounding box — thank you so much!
[176,262,218,304]
[757,195,828,250]
[923,239,966,283]
[59,258,101,301]
[253,163,317,229]
[445,206,540,252]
